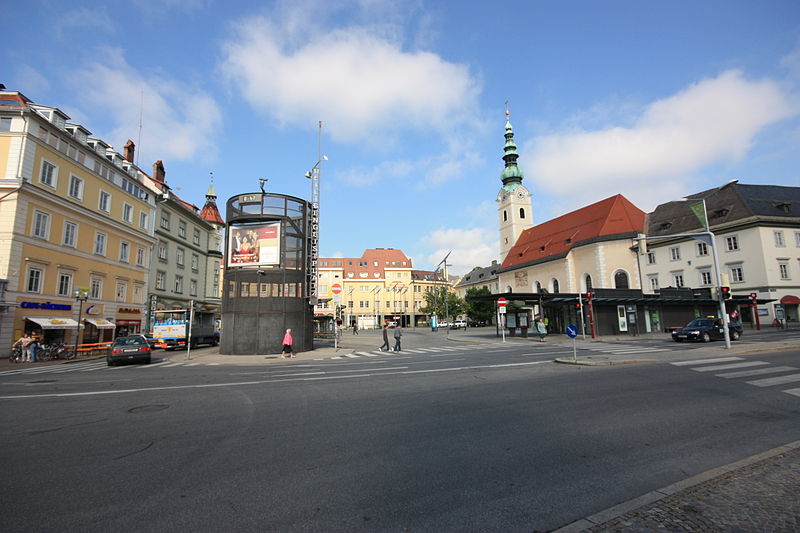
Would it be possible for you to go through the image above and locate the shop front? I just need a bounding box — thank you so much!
[23,316,81,344]
[83,318,116,344]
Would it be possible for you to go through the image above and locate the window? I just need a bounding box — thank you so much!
[40,160,57,187]
[503,210,507,222]
[730,265,744,283]
[57,272,72,297]
[669,246,681,261]
[32,210,50,239]
[26,266,43,293]
[778,261,790,280]
[696,242,708,256]
[156,271,166,290]
[519,207,526,219]
[552,279,560,293]
[0,117,11,131]
[176,247,185,267]
[699,270,713,286]
[122,203,133,223]
[673,272,684,288]
[120,242,130,262]
[88,277,102,299]
[94,232,107,255]
[190,279,198,297]
[63,221,77,247]
[158,242,168,261]
[115,281,127,302]
[795,232,800,247]
[725,235,739,251]
[646,252,656,265]
[614,271,629,289]
[136,247,145,266]
[774,231,785,248]
[648,275,659,292]
[191,254,199,271]
[160,213,170,230]
[178,220,187,239]
[193,229,201,245]
[174,275,183,293]
[140,212,149,230]
[98,190,111,212]
[68,175,83,199]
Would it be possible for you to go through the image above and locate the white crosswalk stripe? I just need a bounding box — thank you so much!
[716,366,798,379]
[671,357,744,366]
[746,374,800,387]
[691,361,769,372]
[671,357,800,398]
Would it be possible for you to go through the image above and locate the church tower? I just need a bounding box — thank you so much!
[497,106,533,260]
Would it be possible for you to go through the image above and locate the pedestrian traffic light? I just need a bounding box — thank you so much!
[721,286,731,300]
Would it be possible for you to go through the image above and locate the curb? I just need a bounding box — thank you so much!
[553,439,800,532]
[554,357,656,366]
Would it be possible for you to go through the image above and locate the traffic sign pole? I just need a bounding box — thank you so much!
[497,298,507,343]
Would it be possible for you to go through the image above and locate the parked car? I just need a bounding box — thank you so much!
[450,320,467,329]
[671,318,742,343]
[468,319,487,327]
[438,321,449,328]
[108,335,152,366]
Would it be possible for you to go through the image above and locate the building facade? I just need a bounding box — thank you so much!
[640,181,800,326]
[0,91,156,347]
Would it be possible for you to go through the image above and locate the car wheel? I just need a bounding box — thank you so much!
[673,337,683,343]
[701,332,711,343]
[730,330,740,341]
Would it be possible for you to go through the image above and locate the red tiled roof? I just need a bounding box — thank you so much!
[500,194,645,270]
[319,248,412,278]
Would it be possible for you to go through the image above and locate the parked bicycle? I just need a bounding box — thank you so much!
[9,345,23,363]
[36,343,70,362]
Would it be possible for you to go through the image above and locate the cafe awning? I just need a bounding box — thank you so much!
[84,318,116,329]
[25,317,80,330]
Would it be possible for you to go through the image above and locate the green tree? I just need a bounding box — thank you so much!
[464,286,496,324]
[420,287,464,320]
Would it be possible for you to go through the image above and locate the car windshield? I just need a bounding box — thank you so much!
[114,337,146,347]
[686,319,715,328]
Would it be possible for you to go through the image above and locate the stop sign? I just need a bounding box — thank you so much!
[331,284,342,295]
[497,297,508,307]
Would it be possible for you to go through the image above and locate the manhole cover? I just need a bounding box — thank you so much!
[128,404,170,414]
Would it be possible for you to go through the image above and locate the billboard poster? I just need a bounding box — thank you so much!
[228,222,281,267]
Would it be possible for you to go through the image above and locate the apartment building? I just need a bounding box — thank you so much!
[640,181,800,325]
[0,90,156,346]
[315,248,447,329]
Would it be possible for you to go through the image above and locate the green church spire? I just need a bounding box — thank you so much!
[500,103,524,190]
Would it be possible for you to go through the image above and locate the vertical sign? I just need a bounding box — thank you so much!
[307,202,320,303]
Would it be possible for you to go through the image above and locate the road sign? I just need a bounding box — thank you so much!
[331,283,342,295]
[749,292,758,300]
[498,306,506,314]
[497,297,508,307]
[565,325,578,338]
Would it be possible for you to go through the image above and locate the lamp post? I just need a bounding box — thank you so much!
[73,287,89,359]
[304,122,327,307]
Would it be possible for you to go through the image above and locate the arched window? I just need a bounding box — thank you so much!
[552,278,560,293]
[585,275,593,292]
[506,286,513,293]
[519,207,525,219]
[614,270,629,289]
[535,281,542,293]
[503,210,508,222]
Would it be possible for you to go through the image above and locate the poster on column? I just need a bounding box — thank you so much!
[228,222,281,267]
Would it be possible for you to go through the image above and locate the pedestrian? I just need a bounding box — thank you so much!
[280,328,295,359]
[28,335,39,362]
[352,320,359,335]
[393,324,403,352]
[535,318,547,342]
[12,333,33,362]
[379,323,390,351]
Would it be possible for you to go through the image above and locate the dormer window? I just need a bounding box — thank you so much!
[775,202,791,213]
[711,208,729,218]
[659,222,672,231]
[540,246,545,251]
[565,238,572,243]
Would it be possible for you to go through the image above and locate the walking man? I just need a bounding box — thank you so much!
[352,319,359,335]
[379,323,390,352]
[393,324,403,352]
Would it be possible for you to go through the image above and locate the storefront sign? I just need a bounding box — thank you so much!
[21,301,71,311]
[118,307,141,314]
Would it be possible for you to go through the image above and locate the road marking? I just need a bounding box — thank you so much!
[671,357,744,366]
[746,374,800,387]
[691,361,769,372]
[343,354,360,359]
[716,366,798,379]
[784,388,800,398]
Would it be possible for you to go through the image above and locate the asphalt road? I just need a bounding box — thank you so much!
[1,340,799,532]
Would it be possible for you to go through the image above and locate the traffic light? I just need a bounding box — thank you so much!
[721,286,732,300]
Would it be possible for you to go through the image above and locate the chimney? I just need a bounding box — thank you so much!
[152,160,166,183]
[124,140,135,163]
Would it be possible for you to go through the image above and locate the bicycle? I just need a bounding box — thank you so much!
[9,345,23,363]
[37,343,69,362]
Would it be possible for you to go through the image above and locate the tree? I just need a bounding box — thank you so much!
[464,286,496,324]
[420,287,464,320]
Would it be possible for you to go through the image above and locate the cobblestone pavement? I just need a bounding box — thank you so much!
[581,445,800,532]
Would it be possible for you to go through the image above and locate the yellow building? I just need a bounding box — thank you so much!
[315,248,447,329]
[0,90,156,348]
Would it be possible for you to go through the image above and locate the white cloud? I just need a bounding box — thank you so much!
[219,13,481,144]
[55,7,115,39]
[14,65,50,97]
[524,70,799,212]
[420,227,497,276]
[69,49,222,165]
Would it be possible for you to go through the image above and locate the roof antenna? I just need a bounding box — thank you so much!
[136,88,143,167]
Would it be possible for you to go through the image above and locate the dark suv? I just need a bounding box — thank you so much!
[671,318,743,343]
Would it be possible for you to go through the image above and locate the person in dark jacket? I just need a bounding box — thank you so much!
[379,323,390,351]
[393,325,402,352]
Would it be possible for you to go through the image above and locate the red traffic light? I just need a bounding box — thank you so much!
[721,286,732,300]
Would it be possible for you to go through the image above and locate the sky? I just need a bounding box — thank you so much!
[3,0,799,275]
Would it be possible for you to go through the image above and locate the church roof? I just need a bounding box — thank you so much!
[499,194,645,271]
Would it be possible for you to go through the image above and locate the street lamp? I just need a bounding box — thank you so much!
[73,287,89,359]
[304,125,327,307]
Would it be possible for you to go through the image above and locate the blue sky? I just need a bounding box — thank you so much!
[4,0,799,274]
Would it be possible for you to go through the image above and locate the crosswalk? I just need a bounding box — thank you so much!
[578,342,675,356]
[0,358,220,376]
[671,356,800,398]
[329,343,508,360]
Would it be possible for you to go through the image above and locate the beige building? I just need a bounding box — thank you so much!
[315,248,447,329]
[0,90,156,347]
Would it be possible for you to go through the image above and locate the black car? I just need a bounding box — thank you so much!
[671,318,742,343]
[108,335,152,366]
